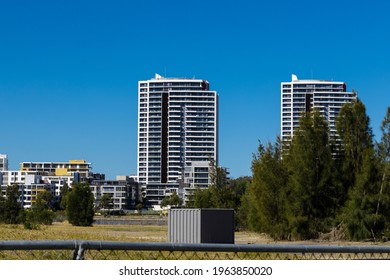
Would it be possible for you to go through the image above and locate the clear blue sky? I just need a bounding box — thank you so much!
[1,0,389,179]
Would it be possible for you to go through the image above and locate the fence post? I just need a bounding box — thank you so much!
[74,242,86,260]
[72,247,78,260]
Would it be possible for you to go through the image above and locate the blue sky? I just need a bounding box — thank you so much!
[1,0,389,179]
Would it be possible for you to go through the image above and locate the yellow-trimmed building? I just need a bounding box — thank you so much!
[20,160,91,178]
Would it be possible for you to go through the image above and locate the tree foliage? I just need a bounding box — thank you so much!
[243,138,289,239]
[340,106,390,240]
[378,107,390,162]
[244,112,340,240]
[3,184,22,224]
[160,192,183,207]
[242,102,390,241]
[66,183,95,226]
[286,110,340,239]
[23,190,54,229]
[209,159,229,189]
[60,183,69,210]
[190,160,250,229]
[377,107,390,214]
[336,101,390,240]
[336,98,373,188]
[341,148,384,240]
[191,160,249,211]
[0,194,6,223]
[99,193,113,210]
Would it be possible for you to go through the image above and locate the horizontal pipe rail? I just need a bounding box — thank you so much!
[76,241,390,254]
[0,240,79,250]
[1,241,390,259]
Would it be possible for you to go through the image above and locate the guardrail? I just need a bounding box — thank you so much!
[1,241,390,260]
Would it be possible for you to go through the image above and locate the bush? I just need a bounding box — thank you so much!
[66,183,95,226]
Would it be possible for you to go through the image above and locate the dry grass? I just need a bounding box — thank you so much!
[0,222,382,245]
[0,222,275,260]
[0,222,168,242]
[1,223,388,260]
[0,222,275,244]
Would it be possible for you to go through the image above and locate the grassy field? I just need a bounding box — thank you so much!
[0,221,273,244]
[0,222,167,242]
[0,221,275,259]
[1,222,387,260]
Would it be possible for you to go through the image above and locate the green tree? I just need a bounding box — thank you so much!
[245,138,290,239]
[4,184,22,224]
[192,187,216,208]
[229,176,251,200]
[286,110,339,239]
[161,192,183,208]
[335,99,390,240]
[378,107,390,162]
[192,164,248,211]
[66,183,95,226]
[230,176,251,228]
[60,183,69,210]
[160,196,170,208]
[192,160,230,208]
[209,159,229,189]
[33,190,54,225]
[99,193,113,210]
[376,107,390,224]
[0,194,5,223]
[342,148,384,240]
[336,98,374,199]
[23,190,54,229]
[342,107,390,240]
[169,192,182,207]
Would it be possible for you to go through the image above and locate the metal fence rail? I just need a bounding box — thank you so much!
[1,241,390,260]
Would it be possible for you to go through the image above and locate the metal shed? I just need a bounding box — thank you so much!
[168,208,234,244]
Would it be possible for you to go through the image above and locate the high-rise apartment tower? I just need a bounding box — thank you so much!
[0,154,8,171]
[137,74,218,204]
[281,74,356,143]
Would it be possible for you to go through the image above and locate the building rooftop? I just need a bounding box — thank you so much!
[150,73,199,81]
[288,74,343,83]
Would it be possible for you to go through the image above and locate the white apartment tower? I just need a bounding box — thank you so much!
[281,74,356,143]
[0,154,8,171]
[137,74,218,204]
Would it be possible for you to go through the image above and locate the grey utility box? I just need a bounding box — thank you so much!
[168,208,234,244]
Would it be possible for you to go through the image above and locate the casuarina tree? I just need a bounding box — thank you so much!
[66,183,95,226]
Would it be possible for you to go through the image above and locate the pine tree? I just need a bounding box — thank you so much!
[377,107,390,217]
[66,183,95,226]
[0,195,5,223]
[342,148,383,240]
[246,138,290,239]
[372,107,390,239]
[60,183,69,210]
[336,99,387,240]
[286,110,339,239]
[4,184,22,224]
[336,98,373,195]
